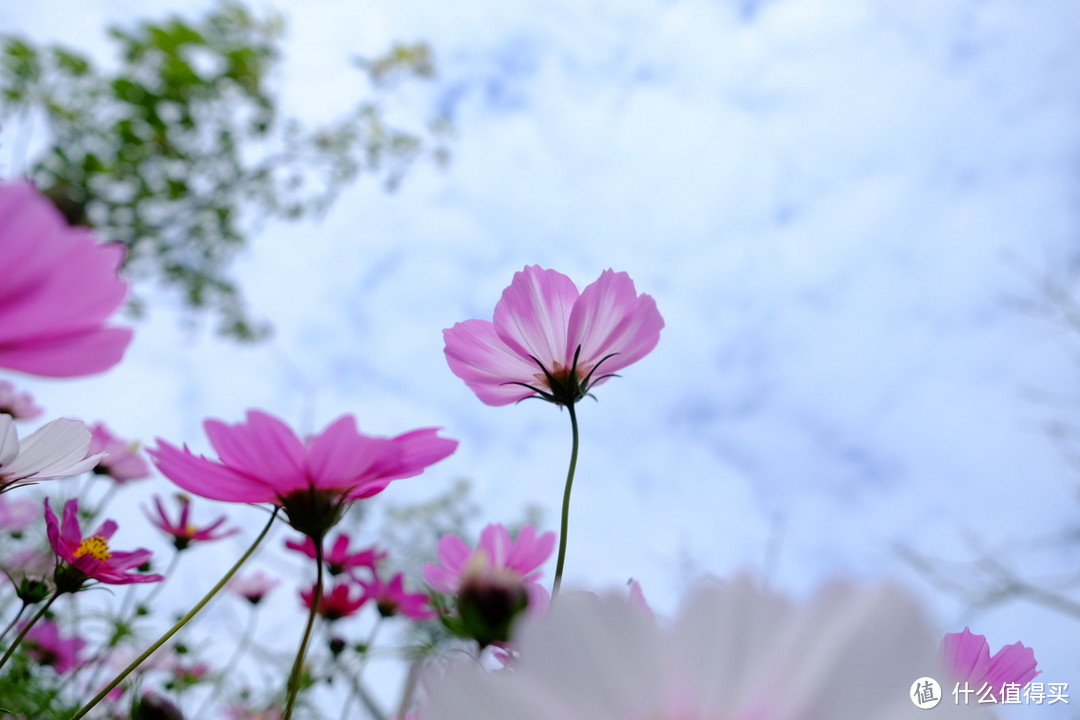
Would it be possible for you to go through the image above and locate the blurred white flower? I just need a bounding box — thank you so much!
[0,415,103,492]
[426,576,993,720]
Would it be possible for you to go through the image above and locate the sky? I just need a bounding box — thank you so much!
[2,0,1080,717]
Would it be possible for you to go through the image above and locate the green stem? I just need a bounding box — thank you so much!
[0,601,28,645]
[283,536,324,720]
[551,402,580,599]
[68,507,280,720]
[0,591,59,671]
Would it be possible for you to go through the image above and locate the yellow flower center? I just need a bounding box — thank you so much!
[73,535,112,561]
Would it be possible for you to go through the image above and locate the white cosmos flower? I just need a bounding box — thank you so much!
[0,415,103,492]
[425,576,994,720]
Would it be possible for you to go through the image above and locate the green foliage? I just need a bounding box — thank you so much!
[0,1,448,341]
[0,654,82,719]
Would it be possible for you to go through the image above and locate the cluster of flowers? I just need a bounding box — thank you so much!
[0,177,1046,720]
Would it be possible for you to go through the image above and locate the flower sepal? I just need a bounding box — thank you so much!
[14,575,51,605]
[279,488,348,543]
[505,345,621,407]
[455,575,531,648]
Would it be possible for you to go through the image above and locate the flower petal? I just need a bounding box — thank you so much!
[940,627,992,683]
[444,319,542,405]
[515,591,667,719]
[305,415,385,490]
[492,266,579,369]
[0,327,133,378]
[748,581,940,720]
[371,428,458,481]
[984,640,1039,690]
[506,526,556,578]
[566,269,664,381]
[0,415,18,468]
[204,411,307,490]
[0,182,132,378]
[59,498,81,546]
[478,524,512,568]
[149,440,278,503]
[3,418,97,480]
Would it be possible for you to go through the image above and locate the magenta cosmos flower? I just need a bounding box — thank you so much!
[425,524,555,597]
[0,181,133,377]
[150,410,457,540]
[44,498,163,591]
[444,266,663,406]
[360,570,436,620]
[941,627,1039,697]
[144,494,240,551]
[21,618,87,674]
[285,532,386,576]
[301,579,367,622]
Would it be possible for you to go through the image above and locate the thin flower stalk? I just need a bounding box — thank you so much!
[0,590,60,672]
[284,535,324,720]
[553,402,580,598]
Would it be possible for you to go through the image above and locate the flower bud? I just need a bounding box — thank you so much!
[15,577,51,604]
[329,636,346,657]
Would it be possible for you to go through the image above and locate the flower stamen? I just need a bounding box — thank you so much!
[73,535,112,561]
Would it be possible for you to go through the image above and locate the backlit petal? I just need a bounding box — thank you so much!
[567,269,664,380]
[492,266,579,368]
[444,319,541,405]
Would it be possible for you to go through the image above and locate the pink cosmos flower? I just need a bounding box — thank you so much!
[426,577,993,720]
[424,524,555,603]
[144,494,240,551]
[0,493,39,534]
[0,415,104,493]
[2,547,55,580]
[941,626,1039,696]
[424,524,555,646]
[285,532,387,576]
[301,579,368,621]
[44,498,164,590]
[0,181,133,377]
[88,422,151,483]
[0,380,43,419]
[360,571,436,620]
[444,266,664,406]
[21,618,86,674]
[149,410,457,540]
[227,570,281,605]
[171,659,212,686]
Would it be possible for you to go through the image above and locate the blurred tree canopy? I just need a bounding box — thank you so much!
[0,1,448,340]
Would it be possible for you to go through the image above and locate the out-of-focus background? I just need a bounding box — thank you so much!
[2,0,1079,717]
